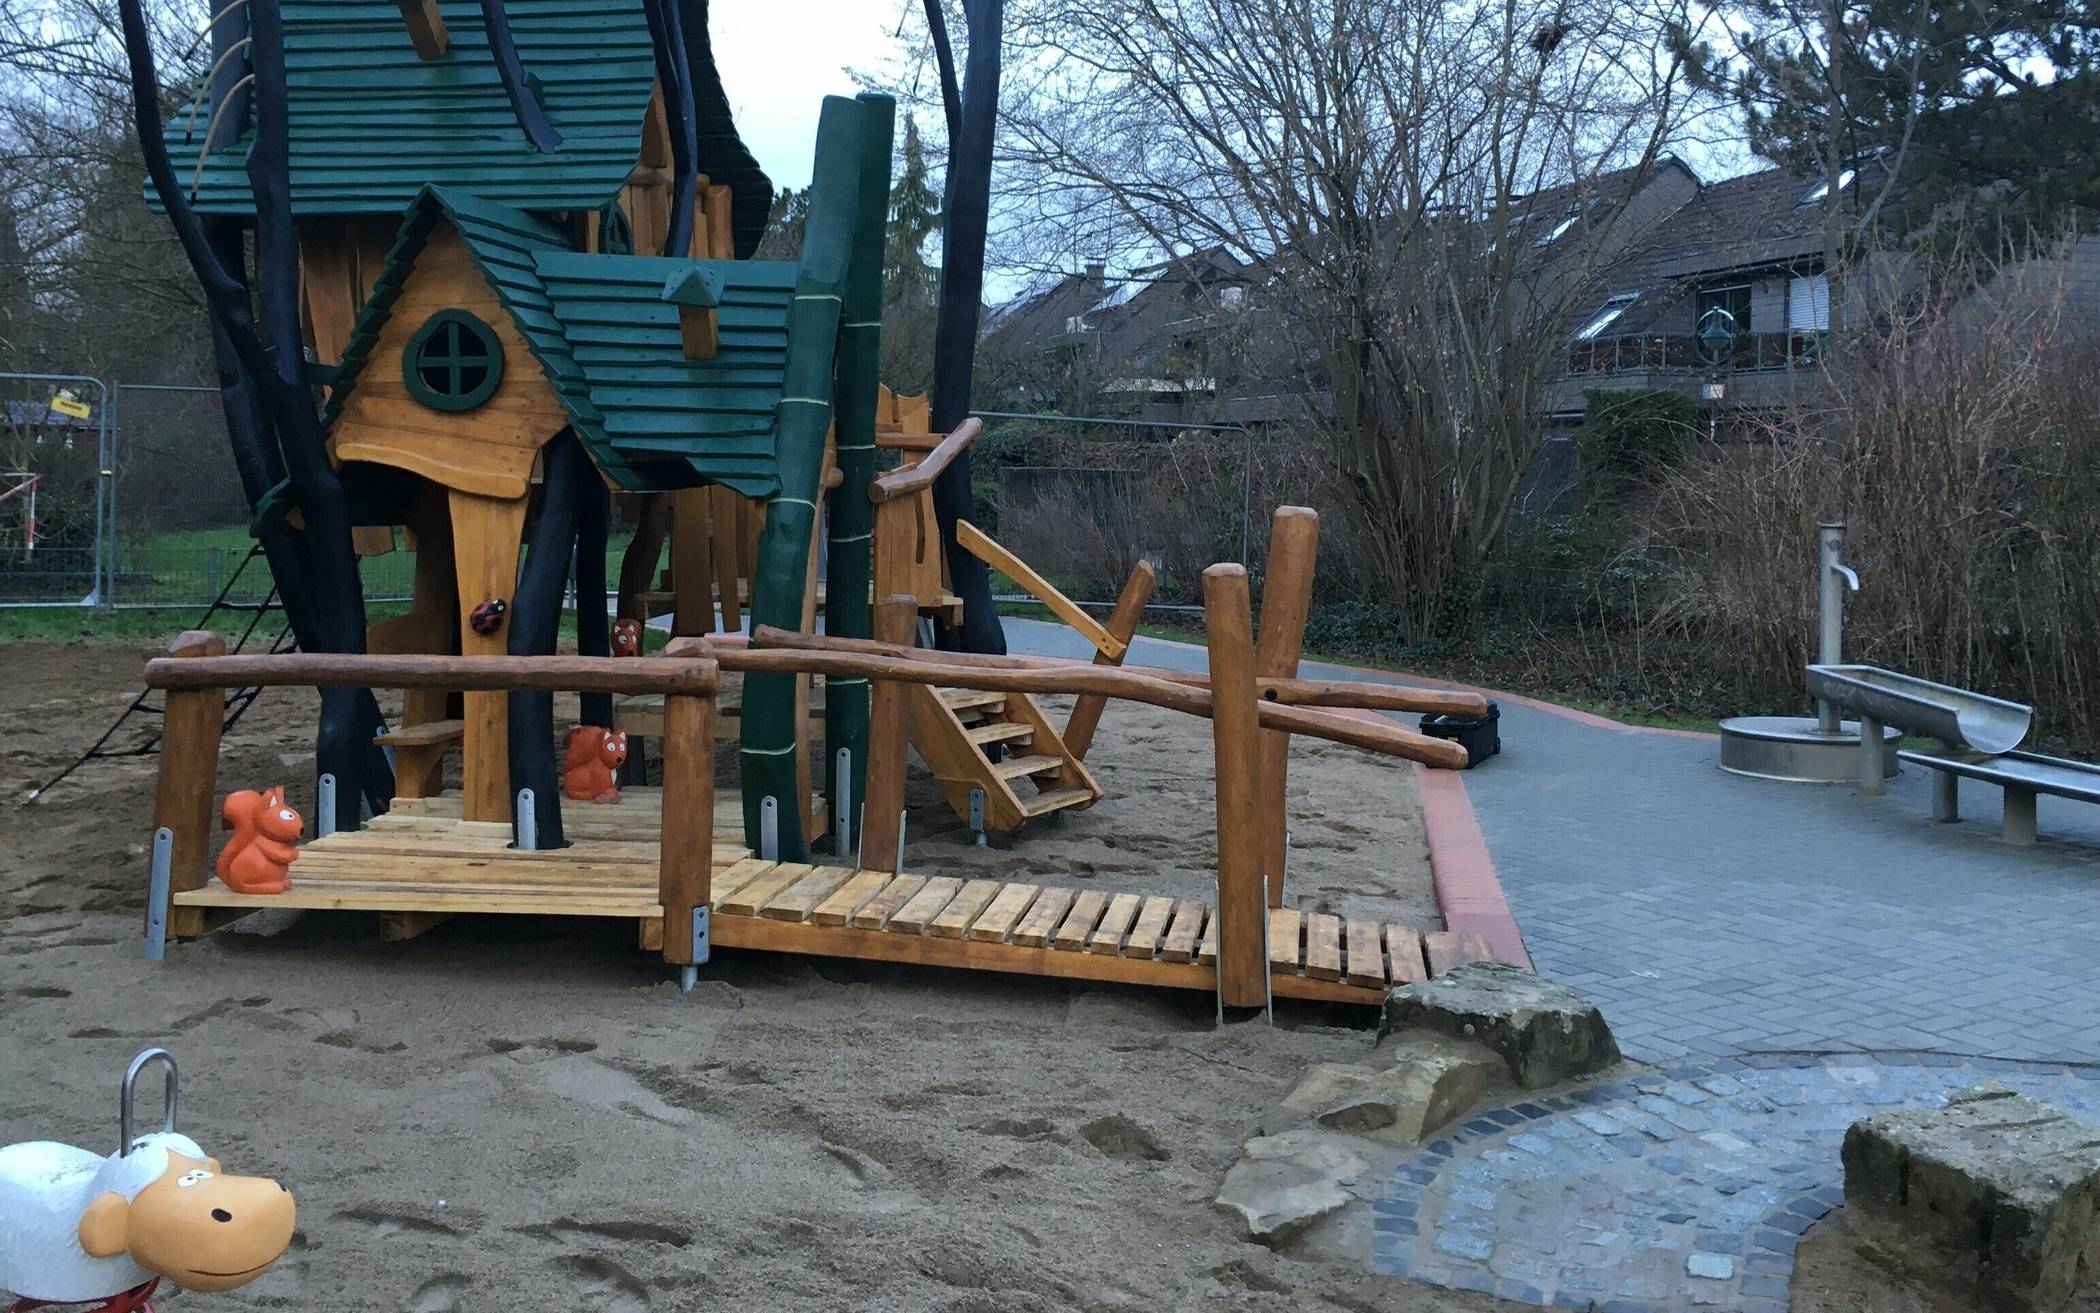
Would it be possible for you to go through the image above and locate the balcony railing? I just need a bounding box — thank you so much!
[1566,330,1827,377]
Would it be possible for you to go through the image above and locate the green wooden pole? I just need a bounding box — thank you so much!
[741,95,866,860]
[824,92,895,856]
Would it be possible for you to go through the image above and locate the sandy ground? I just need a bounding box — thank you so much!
[0,641,2059,1312]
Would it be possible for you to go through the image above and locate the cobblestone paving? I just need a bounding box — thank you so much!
[1368,1053,2100,1312]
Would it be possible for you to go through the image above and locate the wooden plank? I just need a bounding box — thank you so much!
[887,876,964,935]
[1304,913,1344,982]
[447,488,528,822]
[1384,925,1428,985]
[379,910,452,942]
[719,863,814,917]
[1087,892,1144,954]
[1196,913,1219,966]
[1204,564,1267,1007]
[374,718,464,747]
[176,880,658,918]
[810,869,890,926]
[1425,930,1495,976]
[1268,907,1303,970]
[1159,900,1206,963]
[1344,917,1385,989]
[760,866,853,922]
[955,520,1125,659]
[928,878,1003,939]
[1051,890,1110,951]
[393,0,447,59]
[846,875,925,930]
[1123,895,1176,959]
[1010,887,1075,948]
[966,883,1040,943]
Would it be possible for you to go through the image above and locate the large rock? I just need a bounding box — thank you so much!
[1378,960,1619,1089]
[1213,1128,1368,1244]
[1843,1083,2100,1313]
[1261,1035,1499,1145]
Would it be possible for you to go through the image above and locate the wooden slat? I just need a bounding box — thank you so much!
[1425,930,1496,976]
[887,876,963,935]
[847,875,925,930]
[177,881,658,918]
[1384,925,1428,985]
[1268,907,1302,969]
[1344,918,1385,989]
[1010,887,1075,948]
[1159,900,1206,963]
[374,718,464,747]
[704,858,776,907]
[720,863,814,917]
[1051,890,1110,951]
[966,883,1040,943]
[1304,913,1344,981]
[810,869,890,927]
[1123,896,1176,959]
[760,866,853,922]
[1087,892,1144,955]
[1196,913,1219,966]
[928,878,1002,939]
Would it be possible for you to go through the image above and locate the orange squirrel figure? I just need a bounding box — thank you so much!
[610,618,643,657]
[215,786,301,894]
[563,727,628,804]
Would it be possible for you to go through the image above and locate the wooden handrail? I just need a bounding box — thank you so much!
[711,644,1466,768]
[748,625,1490,717]
[875,431,942,453]
[869,418,982,504]
[143,646,720,696]
[954,519,1126,660]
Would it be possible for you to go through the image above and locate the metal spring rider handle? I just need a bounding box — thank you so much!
[120,1048,179,1155]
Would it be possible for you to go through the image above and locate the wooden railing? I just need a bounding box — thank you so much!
[870,419,981,607]
[955,518,1125,660]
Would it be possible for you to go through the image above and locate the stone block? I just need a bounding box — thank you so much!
[1843,1083,2100,1312]
[1380,960,1620,1089]
[1213,1128,1368,1244]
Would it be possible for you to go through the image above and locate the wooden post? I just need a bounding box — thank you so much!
[1253,508,1319,906]
[859,595,917,873]
[447,489,527,822]
[671,488,715,636]
[1203,565,1267,1009]
[150,630,227,939]
[657,638,717,965]
[1062,559,1157,762]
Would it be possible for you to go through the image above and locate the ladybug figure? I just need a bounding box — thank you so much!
[468,598,508,636]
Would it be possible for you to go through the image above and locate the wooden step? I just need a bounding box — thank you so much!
[966,721,1034,747]
[992,754,1064,781]
[1023,786,1094,817]
[939,688,1007,714]
[375,718,465,748]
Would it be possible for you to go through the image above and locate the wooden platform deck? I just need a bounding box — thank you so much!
[170,808,1496,1005]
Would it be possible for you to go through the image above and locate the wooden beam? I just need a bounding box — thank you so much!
[749,626,1488,716]
[1063,560,1156,762]
[144,652,720,696]
[859,596,917,872]
[380,910,452,942]
[954,519,1125,659]
[150,631,227,940]
[670,488,714,636]
[868,419,982,502]
[1204,565,1267,1008]
[657,684,715,965]
[393,0,447,59]
[1255,507,1319,906]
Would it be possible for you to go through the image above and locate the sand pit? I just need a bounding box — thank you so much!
[0,640,1455,1310]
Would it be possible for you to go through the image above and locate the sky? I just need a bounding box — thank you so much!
[710,0,914,192]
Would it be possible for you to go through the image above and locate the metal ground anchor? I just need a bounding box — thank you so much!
[515,787,537,851]
[143,827,173,962]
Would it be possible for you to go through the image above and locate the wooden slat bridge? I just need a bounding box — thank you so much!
[172,806,1497,1005]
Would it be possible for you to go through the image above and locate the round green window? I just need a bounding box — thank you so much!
[403,310,504,411]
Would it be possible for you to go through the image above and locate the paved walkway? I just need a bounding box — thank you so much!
[1002,619,2100,1062]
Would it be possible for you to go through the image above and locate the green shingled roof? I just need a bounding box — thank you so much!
[323,186,793,497]
[156,0,773,255]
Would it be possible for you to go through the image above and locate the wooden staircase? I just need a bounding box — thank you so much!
[910,685,1101,833]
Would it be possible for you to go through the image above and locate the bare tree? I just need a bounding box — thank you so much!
[994,0,1702,629]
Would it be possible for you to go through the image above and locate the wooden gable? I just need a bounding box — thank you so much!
[328,223,569,500]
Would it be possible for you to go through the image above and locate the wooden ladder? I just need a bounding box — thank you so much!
[909,684,1102,833]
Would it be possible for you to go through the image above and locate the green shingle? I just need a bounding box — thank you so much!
[323,186,796,497]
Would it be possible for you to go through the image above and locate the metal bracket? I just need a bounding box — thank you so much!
[515,787,537,851]
[834,749,852,855]
[895,809,907,875]
[680,906,712,994]
[317,773,337,838]
[760,796,780,861]
[143,827,172,962]
[120,1048,178,1155]
[1260,875,1275,1026]
[969,788,987,846]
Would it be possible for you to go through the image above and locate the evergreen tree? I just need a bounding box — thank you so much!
[882,116,942,393]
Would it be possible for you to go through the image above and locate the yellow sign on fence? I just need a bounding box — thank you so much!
[48,390,91,420]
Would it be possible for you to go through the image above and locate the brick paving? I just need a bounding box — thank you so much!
[1370,1053,2100,1312]
[1002,620,2100,1062]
